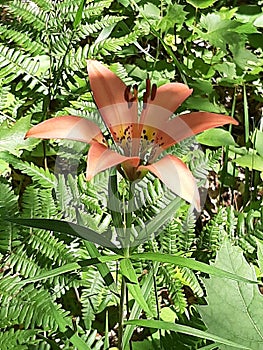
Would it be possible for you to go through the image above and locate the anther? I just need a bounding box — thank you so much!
[124,86,131,102]
[143,92,148,109]
[151,83,157,100]
[133,84,138,100]
[145,79,151,98]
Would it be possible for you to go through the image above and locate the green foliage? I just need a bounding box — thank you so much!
[199,241,263,350]
[0,0,262,348]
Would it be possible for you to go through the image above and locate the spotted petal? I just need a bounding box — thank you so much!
[86,142,140,181]
[25,116,105,144]
[138,155,200,211]
[87,60,137,131]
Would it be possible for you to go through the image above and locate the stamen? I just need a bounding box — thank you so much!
[124,86,131,102]
[133,84,138,100]
[130,96,137,103]
[145,79,151,98]
[151,83,157,100]
[143,92,148,109]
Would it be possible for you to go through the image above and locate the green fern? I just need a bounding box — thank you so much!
[0,180,20,253]
[0,328,39,350]
[7,0,47,30]
[81,267,112,329]
[0,44,48,91]
[7,156,57,188]
[0,24,46,55]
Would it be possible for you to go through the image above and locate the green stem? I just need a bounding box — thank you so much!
[110,174,133,349]
[220,87,237,202]
[118,274,126,350]
[243,84,250,206]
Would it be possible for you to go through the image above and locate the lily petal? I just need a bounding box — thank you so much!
[138,155,200,211]
[140,83,193,126]
[87,60,137,129]
[86,142,140,180]
[161,112,239,150]
[25,116,105,144]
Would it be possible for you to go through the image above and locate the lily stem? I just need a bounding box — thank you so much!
[118,246,130,349]
[118,273,126,350]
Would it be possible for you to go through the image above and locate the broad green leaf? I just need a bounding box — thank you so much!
[158,4,187,32]
[131,252,257,284]
[254,14,263,27]
[230,44,259,69]
[186,0,218,9]
[143,3,160,19]
[160,306,177,323]
[7,217,118,250]
[196,128,237,147]
[120,258,154,317]
[125,319,251,349]
[199,242,263,350]
[234,154,263,171]
[185,96,224,113]
[215,62,237,80]
[230,22,259,34]
[198,14,242,51]
[0,116,39,156]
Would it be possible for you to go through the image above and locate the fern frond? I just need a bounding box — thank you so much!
[21,186,42,217]
[81,267,111,329]
[198,207,228,257]
[9,157,56,188]
[7,0,47,31]
[57,0,113,22]
[79,15,124,37]
[0,80,11,113]
[0,180,19,252]
[0,44,48,92]
[27,229,77,266]
[0,277,71,331]
[33,0,53,11]
[0,328,38,350]
[0,24,46,55]
[91,30,141,55]
[8,245,42,278]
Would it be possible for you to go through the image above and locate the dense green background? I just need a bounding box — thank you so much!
[0,0,262,349]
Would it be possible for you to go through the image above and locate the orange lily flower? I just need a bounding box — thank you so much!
[26,60,238,211]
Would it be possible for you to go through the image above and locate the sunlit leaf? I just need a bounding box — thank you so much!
[186,0,219,9]
[196,128,237,147]
[125,319,251,349]
[199,242,263,350]
[234,153,263,171]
